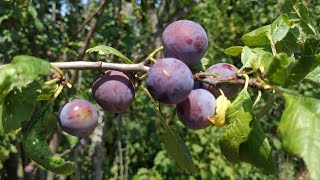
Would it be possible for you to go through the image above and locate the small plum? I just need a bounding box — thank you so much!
[202,63,239,99]
[92,70,135,113]
[176,89,216,130]
[146,58,194,104]
[59,99,98,137]
[162,20,208,65]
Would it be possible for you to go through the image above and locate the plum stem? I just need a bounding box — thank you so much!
[253,90,262,107]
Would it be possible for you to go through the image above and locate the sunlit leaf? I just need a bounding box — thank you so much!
[86,45,133,64]
[220,86,274,173]
[225,46,243,57]
[242,25,271,47]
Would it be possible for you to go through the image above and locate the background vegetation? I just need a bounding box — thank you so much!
[0,0,319,179]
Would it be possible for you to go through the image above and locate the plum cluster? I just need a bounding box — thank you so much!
[59,71,135,137]
[58,20,239,136]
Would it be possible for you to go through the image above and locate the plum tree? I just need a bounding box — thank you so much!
[59,99,98,137]
[92,70,135,113]
[162,20,208,65]
[146,58,194,104]
[202,63,239,99]
[176,89,216,130]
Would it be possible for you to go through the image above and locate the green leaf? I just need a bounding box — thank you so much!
[278,94,320,180]
[0,55,51,134]
[23,102,75,175]
[242,25,271,47]
[240,46,257,69]
[36,83,57,101]
[220,86,274,173]
[271,15,291,43]
[305,66,320,83]
[2,83,40,133]
[86,45,133,64]
[161,124,197,173]
[280,0,318,36]
[259,53,294,86]
[285,52,320,86]
[225,46,243,57]
[220,88,252,162]
[189,58,209,71]
[239,120,274,174]
[27,5,44,31]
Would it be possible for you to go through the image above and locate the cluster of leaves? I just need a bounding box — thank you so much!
[221,0,320,179]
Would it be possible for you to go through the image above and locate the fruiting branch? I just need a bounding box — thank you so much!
[194,74,271,91]
[0,61,272,90]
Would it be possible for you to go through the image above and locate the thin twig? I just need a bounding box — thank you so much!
[77,1,106,34]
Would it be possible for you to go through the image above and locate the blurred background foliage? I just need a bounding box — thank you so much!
[0,0,320,179]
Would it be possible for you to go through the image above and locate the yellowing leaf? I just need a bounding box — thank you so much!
[208,93,231,127]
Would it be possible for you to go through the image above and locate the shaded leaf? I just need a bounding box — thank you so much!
[260,53,294,85]
[86,45,133,64]
[190,58,209,71]
[278,94,320,180]
[239,120,274,174]
[2,82,40,133]
[23,102,75,175]
[162,123,197,173]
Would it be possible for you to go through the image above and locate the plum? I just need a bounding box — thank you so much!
[146,58,194,104]
[92,70,135,113]
[59,99,98,137]
[176,89,216,130]
[202,63,239,99]
[162,20,208,65]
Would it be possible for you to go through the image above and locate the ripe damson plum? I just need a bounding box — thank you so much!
[202,63,239,99]
[59,99,98,137]
[162,20,208,65]
[176,89,216,130]
[92,70,135,113]
[146,58,194,104]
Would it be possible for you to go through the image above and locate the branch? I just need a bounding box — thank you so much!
[194,73,271,91]
[0,61,272,90]
[77,1,106,34]
[50,61,149,72]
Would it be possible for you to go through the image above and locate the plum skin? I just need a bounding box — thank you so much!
[92,70,135,113]
[176,89,216,130]
[146,58,194,104]
[202,63,239,99]
[162,20,208,65]
[59,99,98,137]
